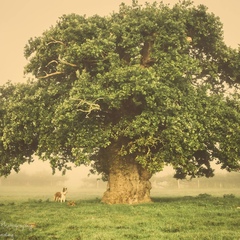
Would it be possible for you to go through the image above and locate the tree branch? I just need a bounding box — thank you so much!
[71,98,102,116]
[38,71,64,79]
[47,38,66,46]
[140,39,155,67]
[45,60,59,67]
[58,56,77,67]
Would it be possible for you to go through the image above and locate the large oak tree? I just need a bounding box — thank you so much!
[1,1,240,204]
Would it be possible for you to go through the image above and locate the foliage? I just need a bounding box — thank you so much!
[1,0,240,179]
[1,196,240,239]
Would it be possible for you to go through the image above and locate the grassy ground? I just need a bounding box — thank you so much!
[0,188,240,239]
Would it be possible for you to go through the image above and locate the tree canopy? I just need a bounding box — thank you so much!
[1,1,240,201]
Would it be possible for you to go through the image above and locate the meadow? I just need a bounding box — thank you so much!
[1,187,240,239]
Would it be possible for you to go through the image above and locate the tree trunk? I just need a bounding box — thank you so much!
[101,144,152,204]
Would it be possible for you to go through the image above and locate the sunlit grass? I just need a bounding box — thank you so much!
[1,191,240,239]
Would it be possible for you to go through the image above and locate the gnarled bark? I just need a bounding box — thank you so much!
[101,144,152,204]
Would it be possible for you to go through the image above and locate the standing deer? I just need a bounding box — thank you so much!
[54,187,68,202]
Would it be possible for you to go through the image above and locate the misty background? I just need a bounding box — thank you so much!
[1,159,240,195]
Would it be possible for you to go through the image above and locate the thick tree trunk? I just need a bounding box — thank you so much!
[101,144,152,204]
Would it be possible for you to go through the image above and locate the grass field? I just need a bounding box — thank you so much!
[1,187,240,240]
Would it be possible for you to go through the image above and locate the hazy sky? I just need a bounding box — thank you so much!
[0,0,239,179]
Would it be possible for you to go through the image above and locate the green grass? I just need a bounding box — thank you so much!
[1,192,240,239]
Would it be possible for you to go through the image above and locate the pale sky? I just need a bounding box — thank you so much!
[0,0,238,180]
